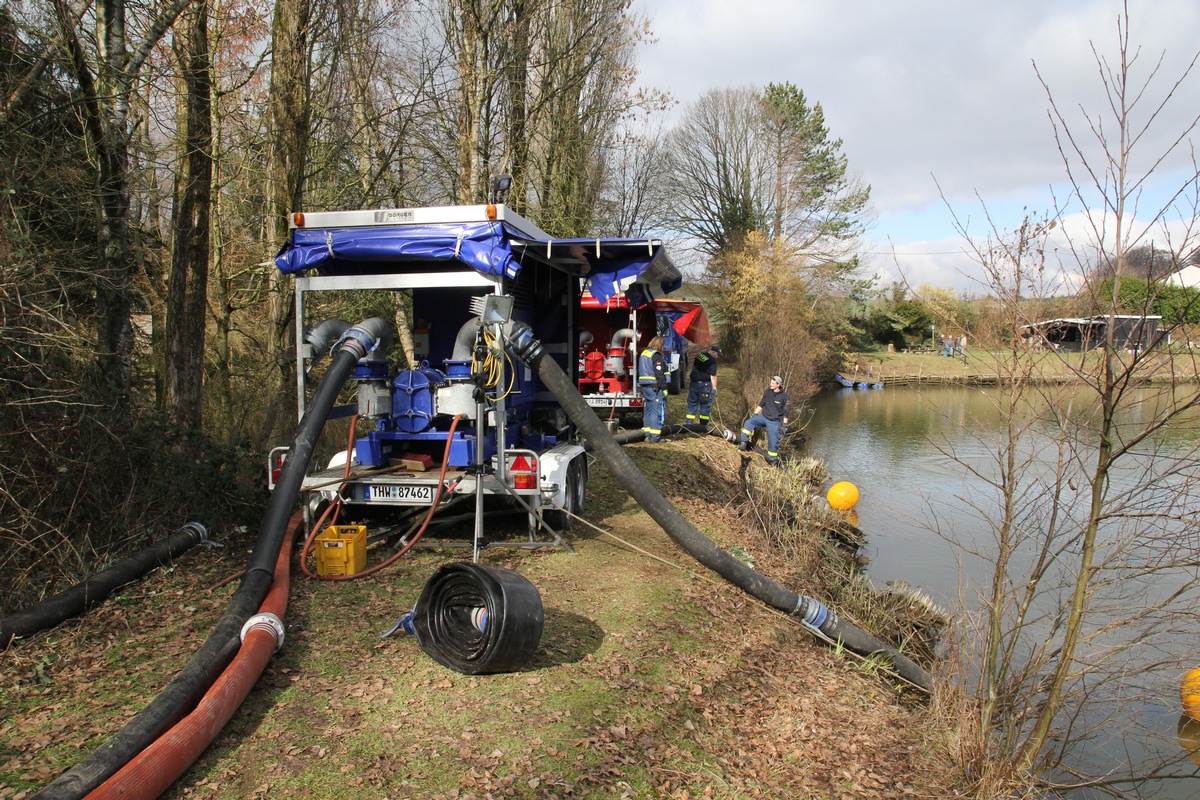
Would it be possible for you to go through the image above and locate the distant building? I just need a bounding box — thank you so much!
[1019,315,1161,353]
[1167,264,1200,289]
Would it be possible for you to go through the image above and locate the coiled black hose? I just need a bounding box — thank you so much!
[35,317,394,800]
[1,523,210,649]
[504,321,934,691]
[412,562,544,675]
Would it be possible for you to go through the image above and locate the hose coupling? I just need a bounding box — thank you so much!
[180,521,221,549]
[503,320,544,366]
[792,596,833,632]
[241,612,286,651]
[336,328,379,360]
[336,317,396,360]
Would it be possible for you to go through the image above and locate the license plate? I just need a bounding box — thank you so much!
[585,397,615,407]
[363,484,435,504]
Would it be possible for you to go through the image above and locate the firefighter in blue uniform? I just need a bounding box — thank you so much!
[738,375,790,465]
[638,336,669,442]
[685,344,722,426]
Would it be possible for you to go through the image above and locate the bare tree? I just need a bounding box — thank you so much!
[665,84,870,368]
[165,0,213,429]
[261,0,313,436]
[665,86,770,257]
[205,0,272,432]
[593,117,672,237]
[939,5,1200,793]
[47,0,195,409]
[422,0,646,229]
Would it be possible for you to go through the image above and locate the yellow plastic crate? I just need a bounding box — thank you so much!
[314,524,367,577]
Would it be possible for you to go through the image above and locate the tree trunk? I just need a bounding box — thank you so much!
[94,0,135,410]
[503,0,529,213]
[262,0,311,438]
[165,0,212,430]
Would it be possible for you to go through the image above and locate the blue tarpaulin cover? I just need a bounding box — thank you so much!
[275,220,680,304]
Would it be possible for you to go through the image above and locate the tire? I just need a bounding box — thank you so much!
[545,457,587,532]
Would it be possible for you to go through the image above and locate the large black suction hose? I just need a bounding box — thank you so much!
[589,424,738,448]
[504,322,933,692]
[1,523,210,649]
[34,317,393,800]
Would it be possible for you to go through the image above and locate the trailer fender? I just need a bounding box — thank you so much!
[327,450,350,471]
[538,442,587,509]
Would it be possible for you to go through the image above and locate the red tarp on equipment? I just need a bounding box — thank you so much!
[656,301,710,346]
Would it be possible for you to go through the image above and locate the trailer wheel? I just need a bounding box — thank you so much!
[546,457,587,531]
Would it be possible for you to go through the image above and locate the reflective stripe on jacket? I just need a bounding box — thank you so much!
[637,348,667,388]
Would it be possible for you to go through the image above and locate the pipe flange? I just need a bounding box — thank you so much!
[241,612,286,651]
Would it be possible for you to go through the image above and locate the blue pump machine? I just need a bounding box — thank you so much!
[273,204,681,550]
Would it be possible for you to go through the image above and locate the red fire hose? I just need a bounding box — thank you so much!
[84,513,301,800]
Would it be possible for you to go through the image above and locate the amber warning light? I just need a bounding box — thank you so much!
[509,454,537,490]
[291,212,305,227]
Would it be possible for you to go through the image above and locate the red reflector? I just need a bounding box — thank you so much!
[511,455,531,472]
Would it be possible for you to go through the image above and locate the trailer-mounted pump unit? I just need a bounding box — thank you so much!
[272,202,681,550]
[577,293,710,420]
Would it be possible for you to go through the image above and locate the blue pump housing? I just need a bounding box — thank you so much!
[391,364,446,434]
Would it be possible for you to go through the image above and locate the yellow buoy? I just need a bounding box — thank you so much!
[826,481,860,511]
[1182,667,1200,721]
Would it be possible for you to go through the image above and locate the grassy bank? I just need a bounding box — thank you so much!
[843,346,1200,385]
[0,431,965,799]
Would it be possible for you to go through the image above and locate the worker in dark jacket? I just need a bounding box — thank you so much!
[637,336,669,442]
[738,375,790,464]
[685,344,722,425]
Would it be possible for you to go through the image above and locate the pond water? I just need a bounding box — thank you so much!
[802,384,1200,799]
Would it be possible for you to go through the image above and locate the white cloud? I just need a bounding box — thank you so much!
[633,0,1200,292]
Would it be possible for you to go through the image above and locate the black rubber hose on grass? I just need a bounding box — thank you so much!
[505,322,933,692]
[587,423,734,449]
[0,523,209,649]
[34,318,392,800]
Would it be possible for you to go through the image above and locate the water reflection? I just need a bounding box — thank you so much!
[802,384,1200,799]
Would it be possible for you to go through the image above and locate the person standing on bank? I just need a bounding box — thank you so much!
[685,344,722,426]
[738,375,790,465]
[638,336,669,443]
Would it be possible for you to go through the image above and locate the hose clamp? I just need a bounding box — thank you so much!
[335,327,378,360]
[241,612,286,651]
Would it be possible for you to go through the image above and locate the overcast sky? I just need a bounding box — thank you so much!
[632,0,1200,295]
